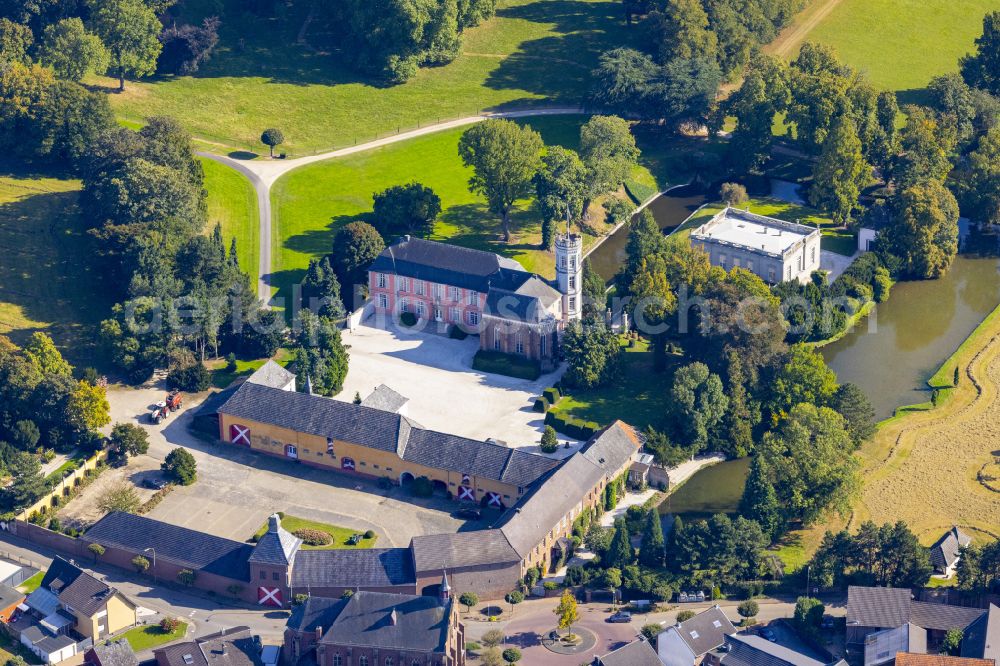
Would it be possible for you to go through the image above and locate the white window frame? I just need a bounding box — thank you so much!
[515,336,524,355]
[416,281,425,296]
[494,327,501,350]
[416,301,426,317]
[377,273,387,288]
[398,277,408,292]
[377,293,388,309]
[449,306,459,322]
[467,311,479,326]
[468,290,478,306]
[449,286,460,301]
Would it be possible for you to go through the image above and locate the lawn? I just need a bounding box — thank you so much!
[678,197,855,256]
[120,621,189,652]
[548,338,678,431]
[207,349,293,388]
[99,0,628,155]
[252,514,378,550]
[202,158,259,281]
[270,116,712,306]
[0,164,108,365]
[17,571,44,594]
[798,0,998,100]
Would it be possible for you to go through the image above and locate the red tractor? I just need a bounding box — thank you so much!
[166,390,183,412]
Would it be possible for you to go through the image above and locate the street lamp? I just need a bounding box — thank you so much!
[144,548,157,583]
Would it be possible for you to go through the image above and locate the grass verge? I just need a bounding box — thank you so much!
[17,571,44,594]
[252,514,377,550]
[121,621,189,652]
[202,158,259,281]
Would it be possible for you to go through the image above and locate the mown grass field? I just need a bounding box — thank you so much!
[100,0,627,154]
[121,621,189,652]
[201,158,259,279]
[800,0,999,99]
[270,116,700,304]
[0,166,107,364]
[849,303,1000,544]
[549,338,679,431]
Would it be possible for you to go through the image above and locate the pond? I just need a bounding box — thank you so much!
[586,185,708,283]
[822,253,1000,420]
[656,458,750,523]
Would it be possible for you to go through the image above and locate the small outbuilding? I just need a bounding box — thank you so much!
[930,526,972,578]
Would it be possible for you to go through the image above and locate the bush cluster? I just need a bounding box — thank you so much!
[472,351,541,380]
[544,412,599,440]
[293,529,333,546]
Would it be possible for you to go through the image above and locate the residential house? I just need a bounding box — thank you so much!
[657,605,737,666]
[847,586,987,665]
[690,207,822,284]
[704,634,848,666]
[284,589,464,666]
[930,528,972,578]
[86,639,139,666]
[154,627,262,666]
[593,638,661,666]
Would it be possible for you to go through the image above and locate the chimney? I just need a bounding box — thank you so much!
[404,234,411,243]
[389,609,398,626]
[314,626,323,641]
[440,572,451,602]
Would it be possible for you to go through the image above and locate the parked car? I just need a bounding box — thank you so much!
[607,611,632,623]
[453,508,482,520]
[142,477,168,490]
[260,645,280,666]
[759,627,777,642]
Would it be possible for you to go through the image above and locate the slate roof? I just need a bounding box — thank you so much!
[369,237,530,294]
[155,627,261,666]
[246,360,296,390]
[318,591,451,654]
[847,587,986,632]
[249,515,301,567]
[41,557,121,617]
[85,512,253,581]
[0,582,24,609]
[485,276,562,323]
[410,531,520,572]
[930,527,972,571]
[361,385,409,413]
[671,605,737,656]
[962,604,1000,662]
[715,635,833,666]
[895,654,995,666]
[498,422,641,558]
[90,639,139,666]
[218,382,559,487]
[596,638,662,666]
[286,597,348,633]
[290,549,415,589]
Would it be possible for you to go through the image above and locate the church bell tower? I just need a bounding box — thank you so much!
[555,232,582,321]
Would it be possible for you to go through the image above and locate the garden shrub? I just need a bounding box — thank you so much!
[542,581,558,590]
[293,528,333,546]
[448,325,468,340]
[533,397,549,413]
[873,267,891,302]
[167,363,211,392]
[411,476,434,497]
[472,351,540,380]
[400,311,417,327]
[543,387,560,404]
[363,529,375,539]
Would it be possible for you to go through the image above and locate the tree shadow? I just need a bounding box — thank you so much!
[227,151,259,160]
[0,178,109,365]
[896,87,932,108]
[483,1,627,106]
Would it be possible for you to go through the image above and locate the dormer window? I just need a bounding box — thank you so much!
[183,655,194,665]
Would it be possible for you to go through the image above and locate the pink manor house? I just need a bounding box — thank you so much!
[368,234,583,366]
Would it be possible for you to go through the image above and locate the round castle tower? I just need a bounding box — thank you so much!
[555,232,582,321]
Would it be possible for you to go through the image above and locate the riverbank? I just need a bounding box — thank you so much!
[851,301,1000,542]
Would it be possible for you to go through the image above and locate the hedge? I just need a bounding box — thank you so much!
[400,312,417,327]
[543,387,560,404]
[472,351,541,380]
[544,411,598,440]
[533,397,549,413]
[448,324,468,340]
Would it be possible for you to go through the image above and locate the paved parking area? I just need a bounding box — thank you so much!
[105,384,472,547]
[339,322,576,452]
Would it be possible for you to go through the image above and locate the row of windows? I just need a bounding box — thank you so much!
[376,274,477,305]
[331,656,427,666]
[492,328,545,356]
[375,294,480,326]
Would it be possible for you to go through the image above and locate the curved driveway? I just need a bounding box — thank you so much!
[196,107,586,300]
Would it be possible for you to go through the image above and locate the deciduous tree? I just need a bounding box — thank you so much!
[161,447,197,485]
[880,179,959,279]
[458,119,543,242]
[961,11,1000,95]
[809,115,870,224]
[372,182,441,239]
[39,18,110,81]
[88,0,162,91]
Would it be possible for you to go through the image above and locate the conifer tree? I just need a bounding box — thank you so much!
[740,456,781,541]
[639,510,665,567]
[605,519,635,570]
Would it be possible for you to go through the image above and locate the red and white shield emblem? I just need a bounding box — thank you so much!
[230,424,250,446]
[258,586,282,607]
[458,485,475,501]
[341,458,355,471]
[487,492,503,507]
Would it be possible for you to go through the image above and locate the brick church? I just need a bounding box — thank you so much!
[367,233,583,366]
